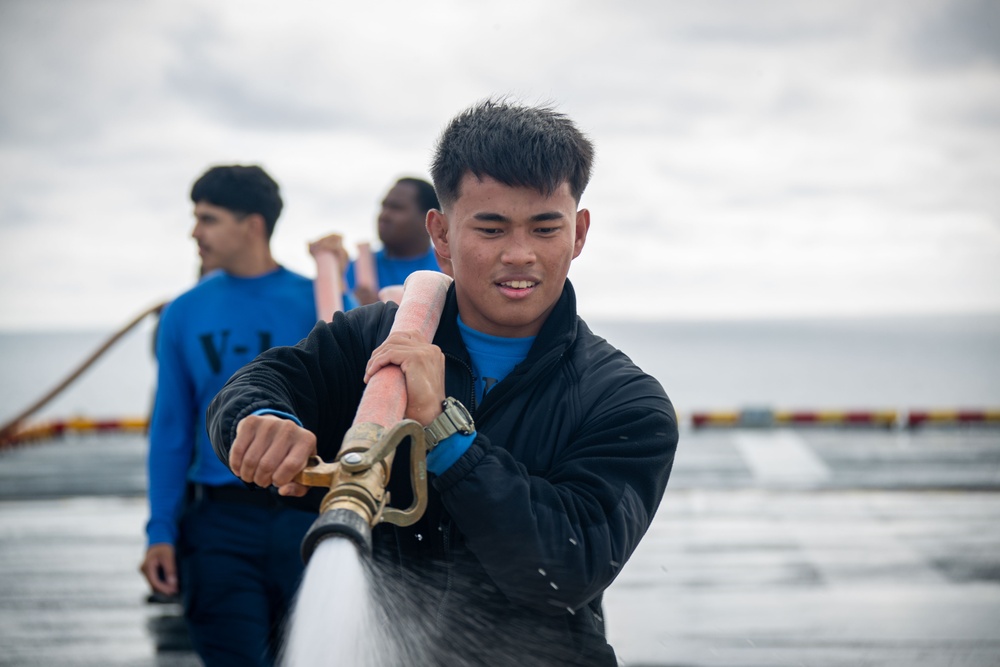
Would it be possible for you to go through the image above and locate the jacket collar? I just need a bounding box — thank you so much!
[434,280,580,363]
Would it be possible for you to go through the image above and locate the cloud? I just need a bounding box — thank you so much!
[1,0,998,329]
[910,0,1000,68]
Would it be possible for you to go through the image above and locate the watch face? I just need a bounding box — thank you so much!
[444,397,474,433]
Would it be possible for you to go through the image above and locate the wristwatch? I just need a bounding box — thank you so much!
[424,397,475,449]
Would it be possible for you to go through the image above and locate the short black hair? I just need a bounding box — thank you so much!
[396,177,440,215]
[190,165,283,238]
[431,98,594,208]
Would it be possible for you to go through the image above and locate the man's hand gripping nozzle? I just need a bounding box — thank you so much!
[292,270,452,563]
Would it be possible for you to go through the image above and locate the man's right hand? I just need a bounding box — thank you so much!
[140,543,178,596]
[308,234,350,276]
[230,414,316,497]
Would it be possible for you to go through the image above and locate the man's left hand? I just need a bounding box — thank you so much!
[364,331,446,427]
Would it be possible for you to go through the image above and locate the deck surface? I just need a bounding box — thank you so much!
[2,428,999,666]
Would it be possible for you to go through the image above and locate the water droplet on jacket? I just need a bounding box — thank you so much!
[415,534,423,541]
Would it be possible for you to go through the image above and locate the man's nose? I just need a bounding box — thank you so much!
[501,233,536,265]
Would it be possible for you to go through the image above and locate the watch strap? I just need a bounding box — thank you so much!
[424,397,474,449]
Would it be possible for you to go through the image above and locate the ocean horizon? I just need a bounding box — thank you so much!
[2,312,999,428]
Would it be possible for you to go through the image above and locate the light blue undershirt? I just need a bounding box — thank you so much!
[424,318,535,474]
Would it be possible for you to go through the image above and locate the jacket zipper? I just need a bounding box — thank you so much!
[431,349,564,624]
[445,352,478,412]
[435,352,475,624]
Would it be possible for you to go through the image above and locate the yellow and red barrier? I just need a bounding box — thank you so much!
[2,407,999,449]
[691,408,999,430]
[774,410,898,428]
[690,411,743,428]
[905,410,1000,429]
[692,408,898,429]
[0,416,149,450]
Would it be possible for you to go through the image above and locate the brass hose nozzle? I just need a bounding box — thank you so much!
[295,419,429,562]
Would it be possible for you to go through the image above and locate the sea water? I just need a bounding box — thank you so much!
[2,313,998,426]
[0,323,159,426]
[590,314,1000,412]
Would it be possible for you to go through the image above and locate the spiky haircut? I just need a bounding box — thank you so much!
[431,99,594,208]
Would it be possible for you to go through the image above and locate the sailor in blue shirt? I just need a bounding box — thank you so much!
[141,165,325,667]
[344,177,444,305]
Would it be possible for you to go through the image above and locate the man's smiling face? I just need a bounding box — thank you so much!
[429,173,590,338]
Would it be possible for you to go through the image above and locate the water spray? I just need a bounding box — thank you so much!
[293,270,452,562]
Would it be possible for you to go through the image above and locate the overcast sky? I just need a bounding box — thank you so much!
[1,0,998,330]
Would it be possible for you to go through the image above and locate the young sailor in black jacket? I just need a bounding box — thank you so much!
[207,99,678,666]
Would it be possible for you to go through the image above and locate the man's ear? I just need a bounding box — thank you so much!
[426,209,451,260]
[572,208,590,259]
[244,213,267,240]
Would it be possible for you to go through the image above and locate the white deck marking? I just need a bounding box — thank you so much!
[733,431,831,483]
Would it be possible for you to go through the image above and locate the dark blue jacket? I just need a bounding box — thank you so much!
[208,281,678,666]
